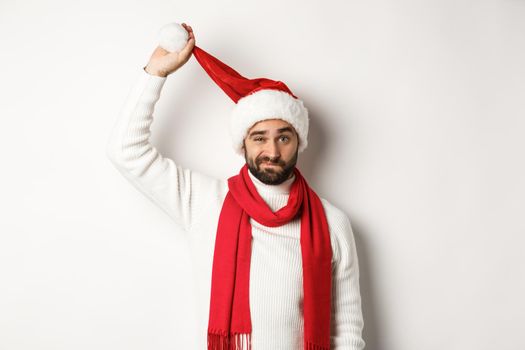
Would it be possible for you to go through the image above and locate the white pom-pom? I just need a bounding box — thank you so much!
[157,22,189,53]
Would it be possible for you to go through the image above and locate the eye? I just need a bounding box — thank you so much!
[279,135,290,142]
[254,137,265,142]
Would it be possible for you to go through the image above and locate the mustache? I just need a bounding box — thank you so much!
[256,156,285,166]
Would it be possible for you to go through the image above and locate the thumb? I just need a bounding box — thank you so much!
[178,37,196,59]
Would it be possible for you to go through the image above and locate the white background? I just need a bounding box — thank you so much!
[1,0,524,349]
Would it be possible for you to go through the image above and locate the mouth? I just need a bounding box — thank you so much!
[262,162,280,167]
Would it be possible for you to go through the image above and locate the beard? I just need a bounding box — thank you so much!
[244,147,299,185]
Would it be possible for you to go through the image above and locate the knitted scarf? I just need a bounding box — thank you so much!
[207,164,332,350]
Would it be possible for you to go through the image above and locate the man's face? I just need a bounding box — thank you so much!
[243,118,299,185]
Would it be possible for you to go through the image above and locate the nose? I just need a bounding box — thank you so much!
[265,140,281,159]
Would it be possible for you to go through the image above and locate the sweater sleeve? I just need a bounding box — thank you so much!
[330,212,366,350]
[106,66,225,234]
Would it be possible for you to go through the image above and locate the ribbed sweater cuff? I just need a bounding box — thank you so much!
[139,65,167,90]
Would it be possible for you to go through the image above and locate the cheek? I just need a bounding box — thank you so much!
[244,145,259,161]
[245,143,261,156]
[285,141,298,154]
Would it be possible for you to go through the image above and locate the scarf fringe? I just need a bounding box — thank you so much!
[207,332,328,350]
[207,331,252,350]
[306,340,330,350]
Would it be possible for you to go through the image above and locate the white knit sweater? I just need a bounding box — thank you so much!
[106,67,366,350]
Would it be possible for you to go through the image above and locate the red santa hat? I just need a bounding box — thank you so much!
[158,23,309,156]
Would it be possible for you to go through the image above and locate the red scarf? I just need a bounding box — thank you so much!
[207,164,332,350]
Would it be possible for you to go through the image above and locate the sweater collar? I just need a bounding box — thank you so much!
[248,167,295,195]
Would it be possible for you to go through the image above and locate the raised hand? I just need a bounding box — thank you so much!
[145,23,195,77]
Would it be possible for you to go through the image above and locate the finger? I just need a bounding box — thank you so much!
[182,24,192,36]
[181,23,191,33]
[179,37,195,57]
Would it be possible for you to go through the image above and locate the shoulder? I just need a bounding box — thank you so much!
[319,197,350,228]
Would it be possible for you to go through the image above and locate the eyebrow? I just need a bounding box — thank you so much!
[248,127,295,138]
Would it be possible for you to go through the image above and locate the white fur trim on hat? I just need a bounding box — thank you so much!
[229,89,309,156]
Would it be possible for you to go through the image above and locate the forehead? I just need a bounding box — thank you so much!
[248,118,294,133]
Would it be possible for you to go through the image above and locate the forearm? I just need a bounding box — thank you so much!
[330,215,366,349]
[105,67,196,227]
[106,66,224,232]
[331,267,366,350]
[106,67,167,169]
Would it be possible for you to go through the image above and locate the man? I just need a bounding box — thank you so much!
[106,23,365,350]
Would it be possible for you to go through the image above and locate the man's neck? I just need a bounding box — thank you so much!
[248,169,295,195]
